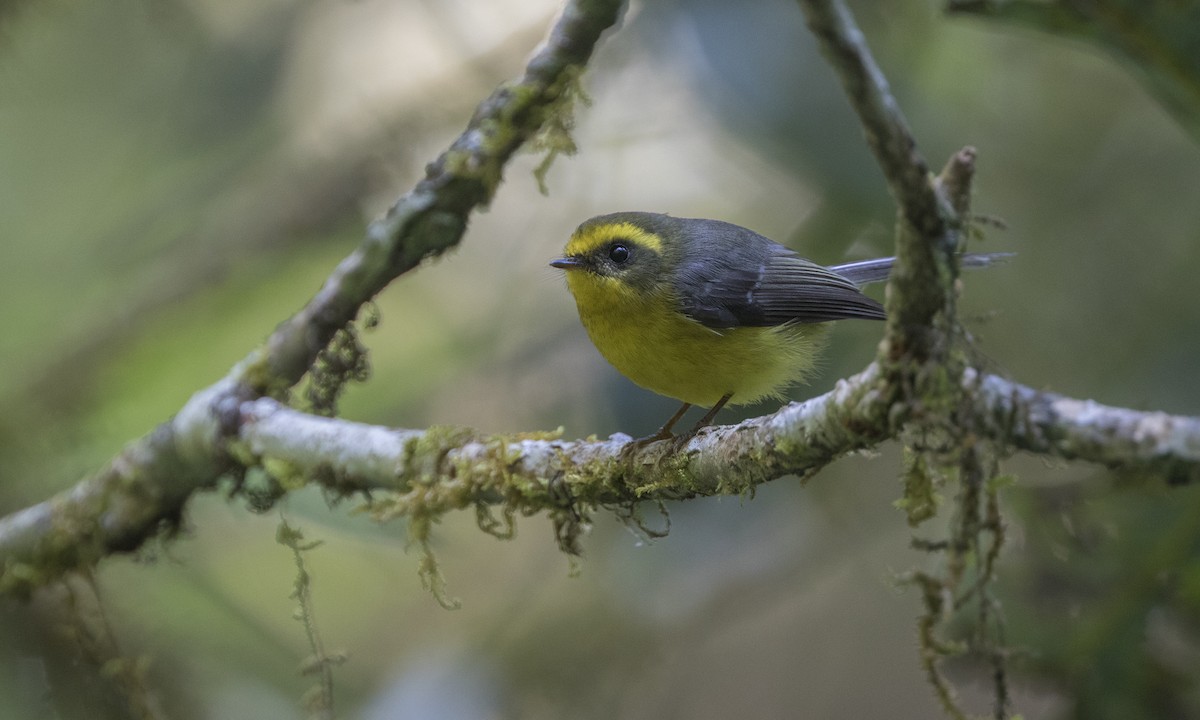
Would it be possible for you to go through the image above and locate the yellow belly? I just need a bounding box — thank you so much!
[568,273,828,407]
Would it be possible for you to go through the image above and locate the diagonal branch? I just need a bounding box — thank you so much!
[240,370,1200,502]
[799,0,946,238]
[255,0,625,389]
[0,0,626,597]
[798,0,964,370]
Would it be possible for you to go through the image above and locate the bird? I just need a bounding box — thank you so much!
[550,211,1003,446]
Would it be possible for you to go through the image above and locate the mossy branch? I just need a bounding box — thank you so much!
[6,354,1194,601]
[237,364,891,504]
[800,0,967,370]
[239,369,1200,509]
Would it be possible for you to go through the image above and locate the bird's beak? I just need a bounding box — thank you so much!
[549,256,584,270]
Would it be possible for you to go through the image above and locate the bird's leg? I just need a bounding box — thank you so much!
[629,402,691,449]
[624,394,733,456]
[662,393,734,451]
[687,393,733,435]
[664,392,733,452]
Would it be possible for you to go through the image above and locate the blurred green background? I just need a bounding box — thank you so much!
[3,0,1200,718]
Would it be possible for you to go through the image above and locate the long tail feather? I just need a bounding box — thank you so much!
[830,252,1013,286]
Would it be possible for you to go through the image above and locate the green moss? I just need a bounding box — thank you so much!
[630,450,696,498]
[475,502,517,540]
[260,456,304,492]
[303,323,371,417]
[238,349,292,399]
[512,427,565,442]
[898,448,941,527]
[610,499,671,541]
[547,472,592,558]
[277,519,343,713]
[225,438,258,469]
[239,468,286,513]
[986,473,1017,492]
[402,425,478,487]
[528,65,591,195]
[0,561,42,599]
[409,508,462,610]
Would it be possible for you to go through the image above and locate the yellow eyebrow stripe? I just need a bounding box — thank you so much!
[565,221,664,256]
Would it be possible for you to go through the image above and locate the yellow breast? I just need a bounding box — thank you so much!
[565,270,828,408]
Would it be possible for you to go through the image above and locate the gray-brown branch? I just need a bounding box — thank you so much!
[799,0,964,370]
[236,368,1200,504]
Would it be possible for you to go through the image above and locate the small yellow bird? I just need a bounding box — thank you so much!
[551,211,1002,445]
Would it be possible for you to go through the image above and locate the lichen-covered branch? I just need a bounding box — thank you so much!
[0,379,235,598]
[799,3,1003,715]
[237,364,892,505]
[235,372,1200,507]
[8,358,1190,597]
[967,370,1200,485]
[0,364,890,597]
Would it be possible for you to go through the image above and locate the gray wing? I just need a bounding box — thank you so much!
[673,221,885,329]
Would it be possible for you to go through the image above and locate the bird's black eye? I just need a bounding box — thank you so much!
[608,243,630,264]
